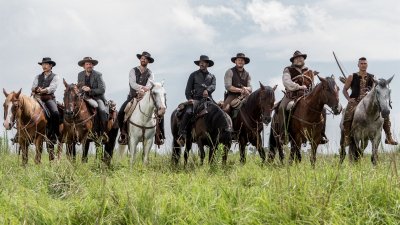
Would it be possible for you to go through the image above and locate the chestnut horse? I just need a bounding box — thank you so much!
[3,89,60,165]
[231,82,277,164]
[62,80,118,165]
[269,76,342,166]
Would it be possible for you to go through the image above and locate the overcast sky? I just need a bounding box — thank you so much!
[1,0,400,153]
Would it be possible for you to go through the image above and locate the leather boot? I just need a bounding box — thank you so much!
[383,117,398,145]
[118,123,128,145]
[177,113,191,146]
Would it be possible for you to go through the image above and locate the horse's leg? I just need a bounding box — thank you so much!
[33,136,43,164]
[371,138,379,166]
[21,139,29,166]
[82,141,90,163]
[103,127,118,166]
[310,142,318,168]
[222,144,230,166]
[184,140,192,167]
[348,138,357,163]
[171,138,181,166]
[199,143,205,166]
[339,131,346,164]
[66,142,72,161]
[256,133,266,163]
[267,129,277,163]
[142,136,153,165]
[239,135,247,164]
[128,137,139,166]
[208,145,216,165]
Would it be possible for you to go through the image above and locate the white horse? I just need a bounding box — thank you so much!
[340,75,393,165]
[127,81,166,165]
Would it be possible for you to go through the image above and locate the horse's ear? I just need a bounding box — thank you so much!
[259,81,265,89]
[273,84,278,91]
[3,88,8,97]
[15,88,22,99]
[317,74,326,82]
[387,74,394,84]
[63,78,68,88]
[161,80,165,87]
[331,74,335,79]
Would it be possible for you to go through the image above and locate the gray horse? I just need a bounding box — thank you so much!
[339,75,394,165]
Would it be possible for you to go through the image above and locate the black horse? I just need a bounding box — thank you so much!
[171,100,232,166]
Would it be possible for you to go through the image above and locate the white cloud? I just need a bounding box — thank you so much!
[197,5,241,21]
[243,0,400,61]
[246,0,297,32]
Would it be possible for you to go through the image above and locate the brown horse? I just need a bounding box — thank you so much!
[3,89,60,165]
[231,82,277,164]
[62,80,118,165]
[269,76,342,166]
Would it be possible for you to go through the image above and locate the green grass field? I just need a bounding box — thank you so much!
[0,140,399,224]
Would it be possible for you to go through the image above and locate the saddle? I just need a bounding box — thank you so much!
[34,97,51,119]
[123,98,139,122]
[176,98,211,120]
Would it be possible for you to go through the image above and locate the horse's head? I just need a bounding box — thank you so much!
[149,80,167,116]
[374,75,394,118]
[63,79,82,119]
[317,75,342,115]
[3,88,21,130]
[257,82,277,125]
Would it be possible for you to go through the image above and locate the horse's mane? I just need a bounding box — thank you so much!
[244,85,275,108]
[19,94,40,116]
[305,76,336,98]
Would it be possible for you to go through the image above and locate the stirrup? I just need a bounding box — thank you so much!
[177,134,186,146]
[118,134,128,145]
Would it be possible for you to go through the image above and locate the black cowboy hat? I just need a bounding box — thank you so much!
[78,56,98,67]
[38,57,56,67]
[290,50,307,62]
[194,55,214,67]
[231,53,250,64]
[136,51,154,63]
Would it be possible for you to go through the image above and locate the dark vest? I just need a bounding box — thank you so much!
[350,73,374,98]
[38,73,55,88]
[129,67,150,98]
[286,66,308,79]
[229,67,249,95]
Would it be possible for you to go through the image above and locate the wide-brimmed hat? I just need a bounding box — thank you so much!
[136,51,154,63]
[290,50,307,62]
[38,57,56,67]
[78,57,98,67]
[194,55,214,67]
[231,53,250,64]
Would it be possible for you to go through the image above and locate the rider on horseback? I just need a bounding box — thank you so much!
[223,53,252,114]
[276,50,328,144]
[342,57,397,145]
[31,57,61,141]
[118,51,156,145]
[77,57,109,142]
[177,55,216,146]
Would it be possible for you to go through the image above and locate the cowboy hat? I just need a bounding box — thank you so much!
[78,57,98,67]
[194,55,214,67]
[231,53,250,64]
[290,50,307,62]
[38,57,56,67]
[136,51,154,63]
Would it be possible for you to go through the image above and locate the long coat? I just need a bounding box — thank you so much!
[78,70,106,102]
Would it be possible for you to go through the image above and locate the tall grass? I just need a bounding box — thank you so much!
[0,143,399,224]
